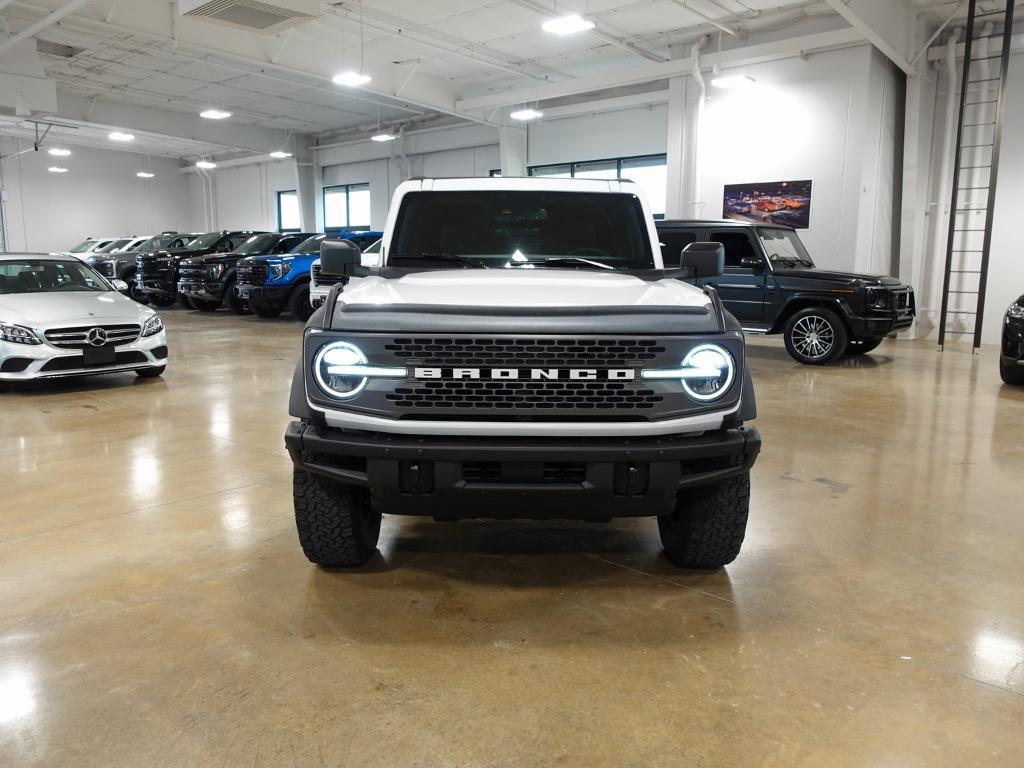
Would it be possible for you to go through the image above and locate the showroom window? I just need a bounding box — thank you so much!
[277,190,300,233]
[528,154,667,217]
[323,183,371,233]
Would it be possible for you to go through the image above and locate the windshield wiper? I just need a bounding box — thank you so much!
[402,254,491,269]
[531,257,614,270]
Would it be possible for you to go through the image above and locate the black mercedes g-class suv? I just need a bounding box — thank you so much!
[178,232,315,313]
[1001,293,1024,385]
[657,220,915,364]
[136,230,265,308]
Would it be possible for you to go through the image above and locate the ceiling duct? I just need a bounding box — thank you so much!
[179,0,319,34]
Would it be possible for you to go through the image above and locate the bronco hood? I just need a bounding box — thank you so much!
[338,269,712,310]
[772,267,903,286]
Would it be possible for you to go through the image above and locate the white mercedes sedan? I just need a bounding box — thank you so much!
[0,254,168,385]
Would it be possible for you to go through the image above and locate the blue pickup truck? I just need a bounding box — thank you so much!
[235,231,382,322]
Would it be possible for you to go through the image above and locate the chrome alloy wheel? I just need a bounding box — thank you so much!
[791,315,835,360]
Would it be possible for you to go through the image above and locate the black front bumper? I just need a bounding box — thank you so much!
[236,284,290,307]
[846,311,914,338]
[178,281,224,301]
[1003,316,1024,363]
[137,277,176,297]
[285,421,761,520]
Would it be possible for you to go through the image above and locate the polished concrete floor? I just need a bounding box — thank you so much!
[2,308,1023,767]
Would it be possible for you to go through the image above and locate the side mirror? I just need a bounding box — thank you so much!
[110,279,130,294]
[680,242,725,279]
[320,238,361,276]
[740,256,765,271]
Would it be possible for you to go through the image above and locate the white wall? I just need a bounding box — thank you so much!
[192,159,300,233]
[527,104,668,166]
[0,139,192,253]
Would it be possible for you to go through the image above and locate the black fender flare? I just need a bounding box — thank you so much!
[769,294,851,334]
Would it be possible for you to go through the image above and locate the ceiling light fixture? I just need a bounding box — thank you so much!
[47,166,68,173]
[200,108,232,120]
[108,131,135,142]
[269,150,293,159]
[711,74,756,89]
[195,160,217,170]
[510,108,543,121]
[332,70,372,87]
[371,132,396,142]
[48,147,71,157]
[136,171,155,178]
[542,14,595,36]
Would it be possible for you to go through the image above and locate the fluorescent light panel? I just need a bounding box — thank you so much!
[48,147,71,156]
[200,108,232,120]
[332,71,372,87]
[269,151,293,158]
[108,131,135,142]
[195,160,217,169]
[371,132,396,142]
[136,171,155,178]
[542,14,595,36]
[510,108,543,121]
[48,166,68,173]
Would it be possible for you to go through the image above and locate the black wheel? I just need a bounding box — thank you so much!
[288,283,314,322]
[151,295,176,308]
[124,271,150,305]
[658,467,750,569]
[135,366,166,379]
[293,468,381,567]
[1001,359,1024,385]
[227,282,250,315]
[189,297,220,312]
[846,336,884,355]
[177,293,192,308]
[784,307,848,365]
[253,303,283,319]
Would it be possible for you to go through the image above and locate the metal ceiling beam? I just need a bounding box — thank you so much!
[666,0,739,36]
[0,0,94,54]
[456,26,865,113]
[821,0,917,74]
[508,0,668,63]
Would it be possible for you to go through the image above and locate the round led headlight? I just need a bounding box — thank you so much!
[314,341,368,399]
[679,344,735,402]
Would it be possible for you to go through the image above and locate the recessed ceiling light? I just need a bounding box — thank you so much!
[48,147,71,157]
[711,74,756,89]
[136,171,155,178]
[48,166,68,173]
[269,150,293,159]
[510,108,543,121]
[200,108,232,120]
[108,131,135,142]
[371,132,397,142]
[332,70,372,87]
[541,14,595,36]
[195,160,217,169]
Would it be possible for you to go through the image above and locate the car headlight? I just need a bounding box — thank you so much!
[866,288,890,310]
[1008,303,1024,320]
[141,315,163,337]
[313,341,406,400]
[642,343,736,402]
[0,322,42,345]
[270,263,291,280]
[207,264,225,279]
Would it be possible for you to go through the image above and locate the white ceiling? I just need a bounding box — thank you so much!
[0,0,995,160]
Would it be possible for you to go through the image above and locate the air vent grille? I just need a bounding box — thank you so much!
[180,0,317,33]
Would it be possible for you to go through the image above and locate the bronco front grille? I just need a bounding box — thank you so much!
[386,379,663,411]
[311,263,342,287]
[384,337,667,368]
[236,261,268,285]
[45,324,141,349]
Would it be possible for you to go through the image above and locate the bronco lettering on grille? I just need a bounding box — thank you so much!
[413,367,636,381]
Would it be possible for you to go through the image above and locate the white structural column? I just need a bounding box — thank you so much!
[499,125,528,177]
[294,144,317,233]
[665,44,688,220]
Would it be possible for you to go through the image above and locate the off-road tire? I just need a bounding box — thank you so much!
[136,366,166,379]
[658,466,750,568]
[254,304,283,319]
[783,306,848,365]
[151,295,176,308]
[288,283,314,322]
[227,282,250,315]
[846,336,884,356]
[293,469,381,567]
[1000,359,1024,385]
[189,297,220,312]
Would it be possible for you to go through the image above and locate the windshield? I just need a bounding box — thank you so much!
[68,239,98,253]
[363,239,381,254]
[95,238,132,254]
[234,234,279,255]
[758,228,814,267]
[0,259,110,294]
[292,234,328,254]
[390,191,655,270]
[135,234,173,251]
[183,232,224,250]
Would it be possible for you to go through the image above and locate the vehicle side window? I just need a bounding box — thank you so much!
[709,232,759,269]
[273,239,294,254]
[228,235,250,250]
[658,231,697,266]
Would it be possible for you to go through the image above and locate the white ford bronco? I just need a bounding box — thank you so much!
[285,177,761,568]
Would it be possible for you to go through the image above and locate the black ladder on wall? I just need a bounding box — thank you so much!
[938,0,1016,350]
